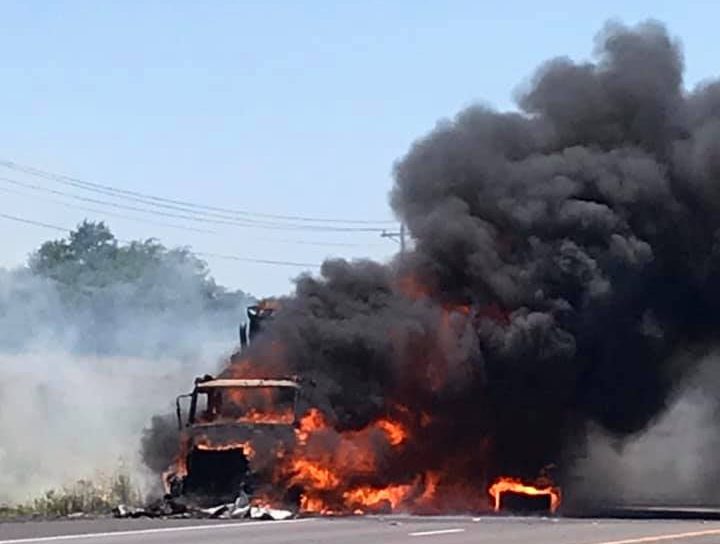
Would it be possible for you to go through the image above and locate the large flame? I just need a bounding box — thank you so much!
[165,399,562,514]
[163,294,559,514]
[279,409,418,513]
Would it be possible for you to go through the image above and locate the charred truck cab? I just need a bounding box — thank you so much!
[170,376,302,505]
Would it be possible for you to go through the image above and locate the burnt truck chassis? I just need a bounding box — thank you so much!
[167,376,302,507]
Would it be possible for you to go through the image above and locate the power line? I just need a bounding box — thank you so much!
[0,184,385,247]
[0,159,397,226]
[0,175,386,233]
[0,212,321,268]
[194,251,320,269]
[0,212,68,233]
[0,185,217,234]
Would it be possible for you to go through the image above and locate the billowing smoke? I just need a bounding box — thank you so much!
[0,353,208,502]
[211,20,720,508]
[0,230,250,503]
[568,353,720,507]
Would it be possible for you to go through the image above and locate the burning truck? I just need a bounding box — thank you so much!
[146,21,717,517]
[159,298,562,516]
[166,375,303,507]
[163,373,561,516]
[163,299,306,509]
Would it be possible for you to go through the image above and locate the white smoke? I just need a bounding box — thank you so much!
[0,352,218,502]
[567,353,720,508]
[0,263,250,503]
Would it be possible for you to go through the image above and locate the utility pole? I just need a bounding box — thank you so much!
[381,223,407,255]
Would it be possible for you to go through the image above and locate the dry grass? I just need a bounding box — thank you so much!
[0,469,143,520]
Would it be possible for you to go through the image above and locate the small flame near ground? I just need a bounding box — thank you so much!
[488,477,561,513]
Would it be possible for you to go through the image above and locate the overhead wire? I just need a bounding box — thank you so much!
[0,159,397,226]
[0,212,68,233]
[0,184,383,247]
[0,185,217,234]
[194,251,321,269]
[0,175,385,232]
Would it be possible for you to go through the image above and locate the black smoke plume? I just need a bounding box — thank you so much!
[151,20,720,508]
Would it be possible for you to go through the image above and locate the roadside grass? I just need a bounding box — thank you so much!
[0,469,143,520]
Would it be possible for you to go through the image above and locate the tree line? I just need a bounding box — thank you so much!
[0,221,249,356]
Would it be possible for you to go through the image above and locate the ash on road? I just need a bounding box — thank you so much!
[3,516,720,544]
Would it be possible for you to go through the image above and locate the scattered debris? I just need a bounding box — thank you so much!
[199,504,229,519]
[113,508,147,519]
[113,495,189,519]
[113,491,296,521]
[249,506,294,521]
[230,491,251,518]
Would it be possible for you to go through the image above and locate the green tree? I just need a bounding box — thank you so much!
[30,221,117,287]
[3,220,248,355]
[29,220,220,297]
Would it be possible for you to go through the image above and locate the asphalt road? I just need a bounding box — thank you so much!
[3,516,720,544]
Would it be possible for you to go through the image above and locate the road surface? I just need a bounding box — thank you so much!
[3,516,720,544]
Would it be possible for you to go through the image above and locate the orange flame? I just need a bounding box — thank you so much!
[419,471,440,503]
[342,483,413,511]
[300,495,334,515]
[278,410,420,514]
[488,477,561,513]
[289,459,341,490]
[222,386,296,424]
[237,408,295,424]
[195,439,256,459]
[375,419,407,446]
[296,408,328,444]
[162,437,189,493]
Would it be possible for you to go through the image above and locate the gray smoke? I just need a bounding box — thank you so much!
[0,237,250,503]
[568,353,720,507]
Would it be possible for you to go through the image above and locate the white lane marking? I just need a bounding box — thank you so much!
[0,518,314,544]
[409,528,466,537]
[589,527,720,544]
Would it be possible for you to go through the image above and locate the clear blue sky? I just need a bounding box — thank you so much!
[1,1,717,296]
